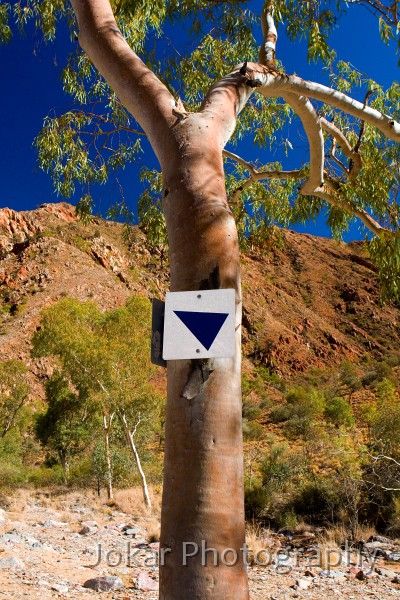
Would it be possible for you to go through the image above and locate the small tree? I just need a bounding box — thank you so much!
[0,360,30,439]
[35,371,95,481]
[32,296,161,505]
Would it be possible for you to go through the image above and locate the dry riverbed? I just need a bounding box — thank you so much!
[0,491,400,599]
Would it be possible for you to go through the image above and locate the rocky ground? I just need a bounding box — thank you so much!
[0,491,399,599]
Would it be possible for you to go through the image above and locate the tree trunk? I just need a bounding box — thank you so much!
[159,113,248,599]
[58,448,70,483]
[69,3,253,597]
[120,413,152,510]
[103,412,114,501]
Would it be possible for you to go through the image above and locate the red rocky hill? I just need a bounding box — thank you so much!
[0,202,398,398]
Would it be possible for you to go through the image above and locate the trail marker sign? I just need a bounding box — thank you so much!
[162,289,235,360]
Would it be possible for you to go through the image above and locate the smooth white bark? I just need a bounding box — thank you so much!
[120,413,152,510]
[281,93,325,194]
[257,72,400,142]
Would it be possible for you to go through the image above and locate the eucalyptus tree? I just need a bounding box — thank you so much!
[32,296,159,506]
[36,371,95,481]
[3,0,400,598]
[0,360,30,439]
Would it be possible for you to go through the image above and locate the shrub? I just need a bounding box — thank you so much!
[286,386,325,419]
[275,509,299,531]
[244,484,269,519]
[269,405,291,423]
[243,419,264,440]
[242,398,262,421]
[340,362,361,394]
[361,360,397,388]
[0,461,27,488]
[388,497,400,536]
[28,466,64,488]
[324,396,354,427]
[270,386,326,438]
[290,481,340,525]
[260,443,298,490]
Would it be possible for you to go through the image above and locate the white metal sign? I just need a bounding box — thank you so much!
[162,289,235,360]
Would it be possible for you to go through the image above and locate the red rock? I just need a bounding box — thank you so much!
[136,572,158,591]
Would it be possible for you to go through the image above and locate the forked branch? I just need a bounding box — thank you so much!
[256,71,400,142]
[321,118,363,180]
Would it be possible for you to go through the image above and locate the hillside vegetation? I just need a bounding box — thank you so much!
[0,203,399,535]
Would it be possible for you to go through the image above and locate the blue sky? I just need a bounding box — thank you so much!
[0,2,397,240]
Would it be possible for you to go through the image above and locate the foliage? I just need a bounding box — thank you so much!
[0,360,30,439]
[370,378,400,455]
[32,295,164,485]
[270,385,325,438]
[35,372,96,476]
[243,355,400,532]
[244,483,269,519]
[290,480,341,524]
[324,395,354,428]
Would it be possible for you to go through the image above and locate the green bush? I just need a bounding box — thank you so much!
[281,387,326,438]
[290,481,340,524]
[269,405,291,423]
[275,509,299,531]
[361,360,397,388]
[244,484,269,519]
[388,497,400,536]
[260,443,296,489]
[243,419,264,440]
[0,461,27,488]
[28,466,64,488]
[340,362,361,393]
[324,396,354,427]
[68,457,97,488]
[242,399,262,421]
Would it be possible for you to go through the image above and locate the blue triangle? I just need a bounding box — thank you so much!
[174,311,229,350]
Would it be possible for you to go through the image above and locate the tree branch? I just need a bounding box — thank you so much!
[224,101,387,237]
[330,139,350,176]
[353,89,374,153]
[282,92,325,195]
[200,70,254,147]
[223,149,259,180]
[312,186,386,237]
[259,2,278,68]
[282,95,387,235]
[256,70,400,142]
[69,0,177,163]
[223,149,302,204]
[321,117,363,181]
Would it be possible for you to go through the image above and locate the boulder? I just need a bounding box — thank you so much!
[295,578,311,590]
[83,576,124,592]
[51,583,69,594]
[79,525,97,536]
[0,554,25,569]
[136,572,158,592]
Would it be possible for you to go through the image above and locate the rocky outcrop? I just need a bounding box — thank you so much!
[0,203,76,256]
